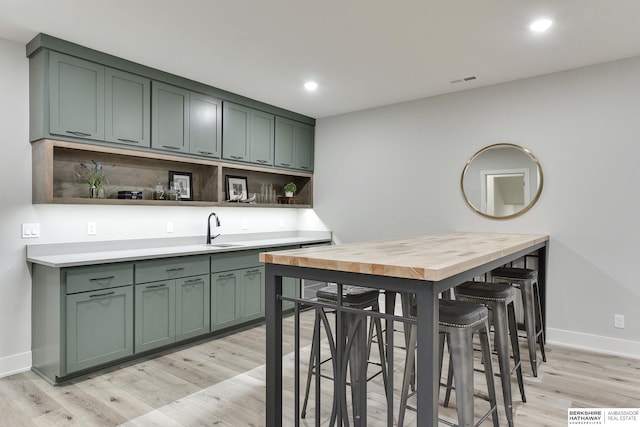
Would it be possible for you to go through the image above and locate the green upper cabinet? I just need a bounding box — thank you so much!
[222,102,250,162]
[189,92,222,158]
[151,81,189,153]
[49,51,105,141]
[275,117,314,171]
[105,68,151,148]
[223,102,274,166]
[249,110,274,165]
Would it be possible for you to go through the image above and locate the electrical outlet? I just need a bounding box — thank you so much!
[279,218,285,228]
[241,219,248,230]
[614,314,625,329]
[87,222,97,235]
[21,223,41,238]
[166,221,174,233]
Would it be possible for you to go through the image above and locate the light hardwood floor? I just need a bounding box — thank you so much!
[1,310,639,426]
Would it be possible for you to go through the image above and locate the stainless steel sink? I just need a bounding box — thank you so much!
[203,243,242,248]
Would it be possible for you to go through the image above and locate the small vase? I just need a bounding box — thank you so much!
[90,186,105,199]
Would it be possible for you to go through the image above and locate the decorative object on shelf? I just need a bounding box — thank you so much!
[225,175,248,202]
[169,171,193,201]
[283,182,297,197]
[278,196,299,204]
[117,191,143,200]
[74,160,114,199]
[153,182,165,200]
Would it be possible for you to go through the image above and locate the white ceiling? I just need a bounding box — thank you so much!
[1,0,640,119]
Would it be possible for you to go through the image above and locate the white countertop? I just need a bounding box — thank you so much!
[27,231,331,268]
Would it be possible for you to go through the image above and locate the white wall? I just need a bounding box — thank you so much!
[0,37,328,377]
[314,56,640,358]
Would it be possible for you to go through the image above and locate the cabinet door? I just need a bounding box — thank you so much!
[176,275,211,341]
[295,122,314,171]
[135,281,176,353]
[241,267,264,322]
[151,81,189,153]
[66,286,133,373]
[49,51,105,141]
[211,271,241,331]
[189,92,222,158]
[274,117,295,168]
[105,68,151,147]
[249,110,274,165]
[222,102,250,162]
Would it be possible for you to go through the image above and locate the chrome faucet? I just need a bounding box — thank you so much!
[206,212,221,244]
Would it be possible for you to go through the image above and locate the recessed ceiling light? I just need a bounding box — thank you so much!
[304,81,318,91]
[530,18,552,33]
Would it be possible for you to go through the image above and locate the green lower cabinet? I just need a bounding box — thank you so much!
[134,281,176,353]
[176,275,211,341]
[211,266,266,331]
[211,271,241,331]
[66,286,134,374]
[240,267,265,322]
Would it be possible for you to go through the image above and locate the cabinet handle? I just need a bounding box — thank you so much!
[162,145,180,150]
[230,156,244,160]
[66,130,92,137]
[300,166,309,170]
[183,278,202,284]
[256,160,268,164]
[166,267,185,273]
[90,291,115,298]
[89,275,115,282]
[146,283,167,289]
[198,151,214,155]
[280,163,291,167]
[118,138,140,144]
[219,273,235,278]
[246,269,261,274]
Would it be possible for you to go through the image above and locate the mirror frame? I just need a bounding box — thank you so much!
[460,143,544,220]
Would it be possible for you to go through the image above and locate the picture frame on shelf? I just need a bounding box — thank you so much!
[225,175,248,202]
[169,171,193,201]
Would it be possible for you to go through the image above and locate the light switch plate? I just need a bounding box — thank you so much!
[87,222,97,235]
[167,221,174,233]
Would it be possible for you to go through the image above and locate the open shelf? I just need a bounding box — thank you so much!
[32,139,313,207]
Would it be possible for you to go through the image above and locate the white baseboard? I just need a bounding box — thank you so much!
[0,351,32,379]
[547,328,640,360]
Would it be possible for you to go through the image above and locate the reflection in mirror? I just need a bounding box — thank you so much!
[461,143,543,219]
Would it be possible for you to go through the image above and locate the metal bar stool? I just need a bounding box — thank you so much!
[454,281,526,427]
[491,267,546,377]
[301,284,388,426]
[399,299,499,427]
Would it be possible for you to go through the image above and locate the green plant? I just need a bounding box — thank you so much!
[75,160,115,188]
[283,182,297,194]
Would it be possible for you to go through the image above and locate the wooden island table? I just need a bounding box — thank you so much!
[260,232,549,426]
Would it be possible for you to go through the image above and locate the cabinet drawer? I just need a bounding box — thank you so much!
[211,250,261,273]
[135,255,209,284]
[65,263,134,294]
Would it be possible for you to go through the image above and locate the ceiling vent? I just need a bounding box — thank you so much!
[450,76,478,84]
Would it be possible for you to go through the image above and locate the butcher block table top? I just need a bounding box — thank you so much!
[259,232,549,282]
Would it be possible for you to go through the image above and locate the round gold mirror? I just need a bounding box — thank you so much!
[461,143,543,219]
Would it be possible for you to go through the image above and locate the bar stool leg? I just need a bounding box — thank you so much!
[492,301,515,427]
[520,283,539,376]
[300,310,320,418]
[478,323,500,427]
[448,327,475,427]
[508,302,526,403]
[398,323,417,427]
[534,282,547,363]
